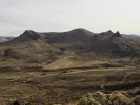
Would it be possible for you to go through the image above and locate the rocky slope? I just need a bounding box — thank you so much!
[2,29,140,58]
[0,29,140,70]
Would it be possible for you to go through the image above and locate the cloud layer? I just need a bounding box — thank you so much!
[0,0,140,36]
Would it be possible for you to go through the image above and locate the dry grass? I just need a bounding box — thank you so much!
[77,91,140,105]
[0,66,139,104]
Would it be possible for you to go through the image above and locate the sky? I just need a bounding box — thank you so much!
[0,0,140,36]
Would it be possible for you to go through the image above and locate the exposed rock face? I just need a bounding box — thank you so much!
[106,30,114,35]
[100,30,114,36]
[3,49,15,57]
[3,49,19,59]
[22,30,40,40]
[113,31,122,37]
[1,28,140,58]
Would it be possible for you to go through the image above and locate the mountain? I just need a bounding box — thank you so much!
[0,36,15,42]
[122,34,140,41]
[2,29,94,44]
[77,30,140,58]
[0,28,140,69]
[1,29,140,58]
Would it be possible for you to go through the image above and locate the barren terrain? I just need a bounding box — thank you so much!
[0,65,140,105]
[0,29,140,104]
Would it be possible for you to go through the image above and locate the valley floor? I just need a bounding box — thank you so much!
[0,66,140,105]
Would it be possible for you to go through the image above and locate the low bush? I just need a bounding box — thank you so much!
[78,90,140,105]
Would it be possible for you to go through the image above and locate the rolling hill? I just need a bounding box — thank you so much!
[122,34,140,41]
[0,28,140,70]
[0,36,15,42]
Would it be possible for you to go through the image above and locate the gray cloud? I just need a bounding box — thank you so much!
[0,0,140,36]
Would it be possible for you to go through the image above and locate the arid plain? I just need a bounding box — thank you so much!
[0,29,140,105]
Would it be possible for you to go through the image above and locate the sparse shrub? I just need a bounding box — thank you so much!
[77,91,140,105]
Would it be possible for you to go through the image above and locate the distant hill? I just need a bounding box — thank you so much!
[1,29,140,58]
[0,36,15,42]
[121,34,140,41]
[0,29,140,69]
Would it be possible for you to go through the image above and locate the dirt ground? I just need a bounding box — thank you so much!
[0,66,140,105]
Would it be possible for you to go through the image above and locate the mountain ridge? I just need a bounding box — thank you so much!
[0,28,140,61]
[122,34,140,41]
[0,36,15,42]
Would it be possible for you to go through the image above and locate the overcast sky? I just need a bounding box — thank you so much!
[0,0,140,36]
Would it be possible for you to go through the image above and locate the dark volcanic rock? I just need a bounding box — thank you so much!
[106,30,114,35]
[3,49,15,57]
[3,48,19,59]
[100,30,114,36]
[22,30,40,40]
[113,31,122,37]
